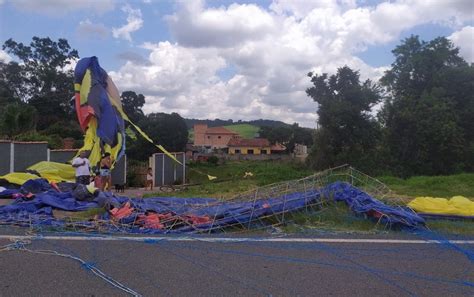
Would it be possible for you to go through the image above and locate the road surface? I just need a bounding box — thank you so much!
[1,229,473,296]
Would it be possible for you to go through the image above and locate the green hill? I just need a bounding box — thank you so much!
[224,124,260,138]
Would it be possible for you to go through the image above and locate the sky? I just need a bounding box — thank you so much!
[0,0,473,128]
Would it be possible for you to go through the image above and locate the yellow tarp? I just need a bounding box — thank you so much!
[408,196,474,217]
[0,162,75,185]
[28,161,75,183]
[0,172,41,185]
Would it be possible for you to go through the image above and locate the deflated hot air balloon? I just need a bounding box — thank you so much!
[73,56,126,169]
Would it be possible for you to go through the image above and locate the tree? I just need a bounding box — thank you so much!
[380,36,473,175]
[121,91,145,123]
[0,103,38,137]
[306,66,382,172]
[259,123,313,153]
[1,37,79,129]
[127,112,189,161]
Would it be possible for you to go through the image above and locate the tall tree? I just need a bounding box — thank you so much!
[127,112,189,161]
[306,66,382,172]
[1,37,79,129]
[380,36,473,175]
[121,91,145,123]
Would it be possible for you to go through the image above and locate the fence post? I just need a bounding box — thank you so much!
[9,142,14,173]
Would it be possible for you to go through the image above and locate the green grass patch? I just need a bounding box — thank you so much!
[283,202,387,233]
[379,173,474,198]
[144,160,313,199]
[224,124,260,138]
[426,219,474,236]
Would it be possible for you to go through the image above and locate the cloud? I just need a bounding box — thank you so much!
[449,26,474,63]
[10,0,114,15]
[110,0,473,128]
[117,51,149,65]
[0,50,12,63]
[76,19,109,39]
[166,0,275,48]
[112,5,143,42]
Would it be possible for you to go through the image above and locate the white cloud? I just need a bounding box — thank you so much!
[166,0,275,48]
[449,26,474,63]
[110,0,473,128]
[10,0,114,15]
[0,49,12,63]
[112,5,143,42]
[76,19,109,39]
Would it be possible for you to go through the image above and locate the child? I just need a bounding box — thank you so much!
[146,167,153,191]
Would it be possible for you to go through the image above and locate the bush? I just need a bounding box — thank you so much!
[14,131,62,149]
[207,156,219,166]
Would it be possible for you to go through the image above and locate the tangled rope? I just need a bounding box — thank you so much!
[1,238,141,296]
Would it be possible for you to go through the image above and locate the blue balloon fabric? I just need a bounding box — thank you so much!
[0,182,424,233]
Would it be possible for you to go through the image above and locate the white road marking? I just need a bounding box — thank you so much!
[0,235,473,244]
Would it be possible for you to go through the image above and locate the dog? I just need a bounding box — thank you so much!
[114,184,125,193]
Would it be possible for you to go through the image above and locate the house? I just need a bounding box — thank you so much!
[193,124,240,149]
[228,138,272,155]
[270,143,287,154]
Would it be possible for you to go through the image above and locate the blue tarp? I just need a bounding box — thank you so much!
[0,182,425,233]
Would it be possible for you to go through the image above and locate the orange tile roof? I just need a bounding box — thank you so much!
[271,143,286,151]
[205,127,239,135]
[228,138,271,147]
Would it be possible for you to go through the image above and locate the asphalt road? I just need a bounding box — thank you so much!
[1,231,473,297]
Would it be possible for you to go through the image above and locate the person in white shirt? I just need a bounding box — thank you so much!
[72,151,91,185]
[146,167,153,190]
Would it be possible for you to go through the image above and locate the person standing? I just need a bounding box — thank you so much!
[100,152,113,191]
[72,151,91,185]
[146,167,153,191]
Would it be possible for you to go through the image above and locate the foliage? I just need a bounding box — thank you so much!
[259,123,313,153]
[306,66,382,173]
[13,131,63,149]
[128,112,189,161]
[207,156,219,166]
[1,37,79,130]
[380,36,473,176]
[121,91,145,123]
[0,103,38,137]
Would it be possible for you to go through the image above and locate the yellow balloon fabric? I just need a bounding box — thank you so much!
[408,196,474,217]
[0,172,42,185]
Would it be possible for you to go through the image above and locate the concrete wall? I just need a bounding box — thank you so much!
[229,146,271,155]
[49,150,77,164]
[0,142,12,175]
[152,152,186,186]
[204,134,235,148]
[13,142,48,172]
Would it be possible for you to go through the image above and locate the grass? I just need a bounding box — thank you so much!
[145,160,313,199]
[75,160,474,236]
[379,173,474,198]
[283,202,387,234]
[224,124,260,138]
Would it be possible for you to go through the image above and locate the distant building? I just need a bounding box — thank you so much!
[294,143,308,155]
[270,143,287,154]
[193,124,240,149]
[228,138,272,155]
